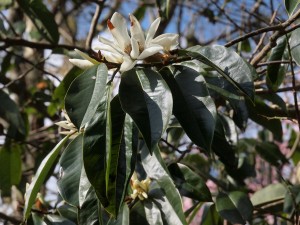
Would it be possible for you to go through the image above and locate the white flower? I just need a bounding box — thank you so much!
[55,110,78,138]
[130,172,151,201]
[69,12,179,72]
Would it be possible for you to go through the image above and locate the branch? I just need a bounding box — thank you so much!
[0,212,22,225]
[0,37,83,51]
[250,9,300,66]
[85,0,106,50]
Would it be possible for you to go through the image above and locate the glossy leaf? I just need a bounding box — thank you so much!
[201,204,222,225]
[78,186,100,225]
[107,204,129,225]
[183,45,255,101]
[141,144,187,225]
[216,191,253,224]
[0,145,22,196]
[251,183,286,207]
[168,163,212,202]
[144,200,164,225]
[0,89,26,139]
[23,135,69,220]
[285,0,300,15]
[160,66,216,151]
[255,142,288,166]
[16,0,59,43]
[106,97,138,216]
[266,36,287,91]
[130,201,149,225]
[119,68,173,153]
[65,64,108,129]
[291,27,300,65]
[44,214,76,225]
[246,97,282,141]
[57,134,83,207]
[48,67,83,116]
[83,85,112,209]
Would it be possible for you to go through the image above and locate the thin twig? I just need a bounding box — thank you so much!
[85,0,106,50]
[0,11,19,37]
[0,212,22,224]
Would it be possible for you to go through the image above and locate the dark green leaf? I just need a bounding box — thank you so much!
[266,36,287,91]
[119,68,172,153]
[183,45,255,101]
[141,144,187,225]
[48,67,83,116]
[83,85,111,209]
[156,0,170,18]
[255,142,288,166]
[44,214,76,225]
[130,201,149,225]
[106,97,138,216]
[168,163,212,202]
[0,89,26,139]
[0,144,22,196]
[216,191,253,224]
[23,135,69,220]
[251,183,286,207]
[16,0,59,43]
[107,204,129,225]
[285,0,300,15]
[78,186,101,225]
[291,28,300,65]
[201,204,222,225]
[57,134,83,207]
[65,64,108,129]
[246,97,282,141]
[144,199,164,225]
[160,66,216,151]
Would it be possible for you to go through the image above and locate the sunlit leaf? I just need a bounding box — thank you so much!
[291,27,300,65]
[216,191,253,224]
[285,0,300,15]
[119,68,173,153]
[23,135,69,220]
[65,64,108,129]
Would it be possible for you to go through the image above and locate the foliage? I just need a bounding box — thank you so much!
[1,1,300,225]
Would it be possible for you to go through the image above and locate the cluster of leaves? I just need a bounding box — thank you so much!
[2,0,300,225]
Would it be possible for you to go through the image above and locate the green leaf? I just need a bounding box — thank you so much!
[285,0,300,15]
[44,214,76,225]
[266,36,287,91]
[246,97,282,141]
[83,85,111,210]
[216,191,253,224]
[78,186,101,225]
[23,135,69,220]
[255,142,288,166]
[201,204,222,225]
[183,45,255,101]
[130,201,149,225]
[291,27,300,65]
[156,0,170,18]
[160,66,216,151]
[0,144,22,196]
[144,200,164,225]
[106,97,138,216]
[141,144,187,225]
[57,134,83,207]
[16,0,59,43]
[119,68,173,153]
[65,64,108,129]
[0,89,26,139]
[107,204,129,225]
[168,163,212,202]
[251,183,286,207]
[48,67,83,116]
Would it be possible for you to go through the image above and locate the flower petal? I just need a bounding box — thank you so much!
[129,14,145,47]
[130,38,139,59]
[74,49,99,64]
[120,56,137,72]
[109,12,131,50]
[151,33,179,51]
[69,59,95,70]
[145,17,161,44]
[138,45,163,59]
[101,51,124,64]
[94,42,122,55]
[98,36,123,54]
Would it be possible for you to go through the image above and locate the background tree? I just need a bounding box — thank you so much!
[1,0,300,224]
